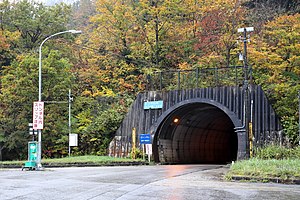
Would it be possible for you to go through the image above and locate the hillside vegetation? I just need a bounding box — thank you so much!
[0,0,299,161]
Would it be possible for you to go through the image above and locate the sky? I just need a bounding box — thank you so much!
[38,0,77,5]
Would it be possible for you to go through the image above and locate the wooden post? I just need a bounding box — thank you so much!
[249,122,253,158]
[132,128,136,159]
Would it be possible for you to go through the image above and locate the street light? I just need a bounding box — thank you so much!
[36,30,82,169]
[237,27,254,158]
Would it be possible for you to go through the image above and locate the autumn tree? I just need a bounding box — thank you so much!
[70,0,96,30]
[77,0,144,96]
[251,13,300,145]
[194,0,246,68]
[244,0,300,33]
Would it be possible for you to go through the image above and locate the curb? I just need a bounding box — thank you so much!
[0,161,148,169]
[44,161,148,168]
[230,175,300,185]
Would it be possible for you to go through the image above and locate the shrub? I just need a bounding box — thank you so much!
[254,145,300,159]
[130,148,143,159]
[281,116,299,146]
[293,146,300,159]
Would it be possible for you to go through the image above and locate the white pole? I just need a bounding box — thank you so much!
[147,145,151,163]
[142,144,145,161]
[68,89,71,157]
[298,90,300,145]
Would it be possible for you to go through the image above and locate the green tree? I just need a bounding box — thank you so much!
[0,49,74,160]
[0,54,38,160]
[73,95,133,155]
[2,0,71,50]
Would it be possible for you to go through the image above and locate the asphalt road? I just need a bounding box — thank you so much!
[0,165,299,200]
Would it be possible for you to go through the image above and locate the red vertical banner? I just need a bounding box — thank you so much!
[33,101,44,130]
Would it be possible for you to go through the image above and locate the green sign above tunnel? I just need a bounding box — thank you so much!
[144,100,163,110]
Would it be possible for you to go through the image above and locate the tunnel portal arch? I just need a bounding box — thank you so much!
[151,99,245,164]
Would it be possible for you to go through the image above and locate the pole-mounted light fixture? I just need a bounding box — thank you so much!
[238,27,254,33]
[68,30,82,34]
[237,26,254,158]
[36,29,82,169]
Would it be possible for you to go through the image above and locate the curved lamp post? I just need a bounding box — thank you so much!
[37,30,82,169]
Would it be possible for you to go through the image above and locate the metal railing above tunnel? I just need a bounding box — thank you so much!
[146,65,251,91]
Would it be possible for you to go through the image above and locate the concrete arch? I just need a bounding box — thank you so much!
[150,98,246,164]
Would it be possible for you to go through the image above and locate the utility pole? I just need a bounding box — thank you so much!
[44,91,73,156]
[238,27,254,158]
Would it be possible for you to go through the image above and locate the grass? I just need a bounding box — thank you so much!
[225,158,300,181]
[0,155,143,167]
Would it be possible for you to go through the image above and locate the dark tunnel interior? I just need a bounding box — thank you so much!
[153,103,238,164]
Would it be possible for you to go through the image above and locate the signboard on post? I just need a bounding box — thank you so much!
[139,134,152,162]
[69,134,78,147]
[33,101,44,130]
[139,134,151,144]
[146,144,152,155]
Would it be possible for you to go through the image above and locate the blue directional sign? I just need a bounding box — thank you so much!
[139,134,151,144]
[144,100,163,110]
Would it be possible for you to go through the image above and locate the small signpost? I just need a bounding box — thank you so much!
[139,134,152,162]
[145,144,152,156]
[32,101,44,169]
[69,133,78,156]
[28,123,37,141]
[69,134,78,147]
[23,123,38,170]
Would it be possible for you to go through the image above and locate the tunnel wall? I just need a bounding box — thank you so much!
[109,85,283,161]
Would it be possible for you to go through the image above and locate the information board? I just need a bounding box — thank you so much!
[139,134,151,144]
[144,100,163,110]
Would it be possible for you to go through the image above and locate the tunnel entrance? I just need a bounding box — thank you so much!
[153,103,238,164]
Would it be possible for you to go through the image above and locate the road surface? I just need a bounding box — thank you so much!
[0,165,299,199]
